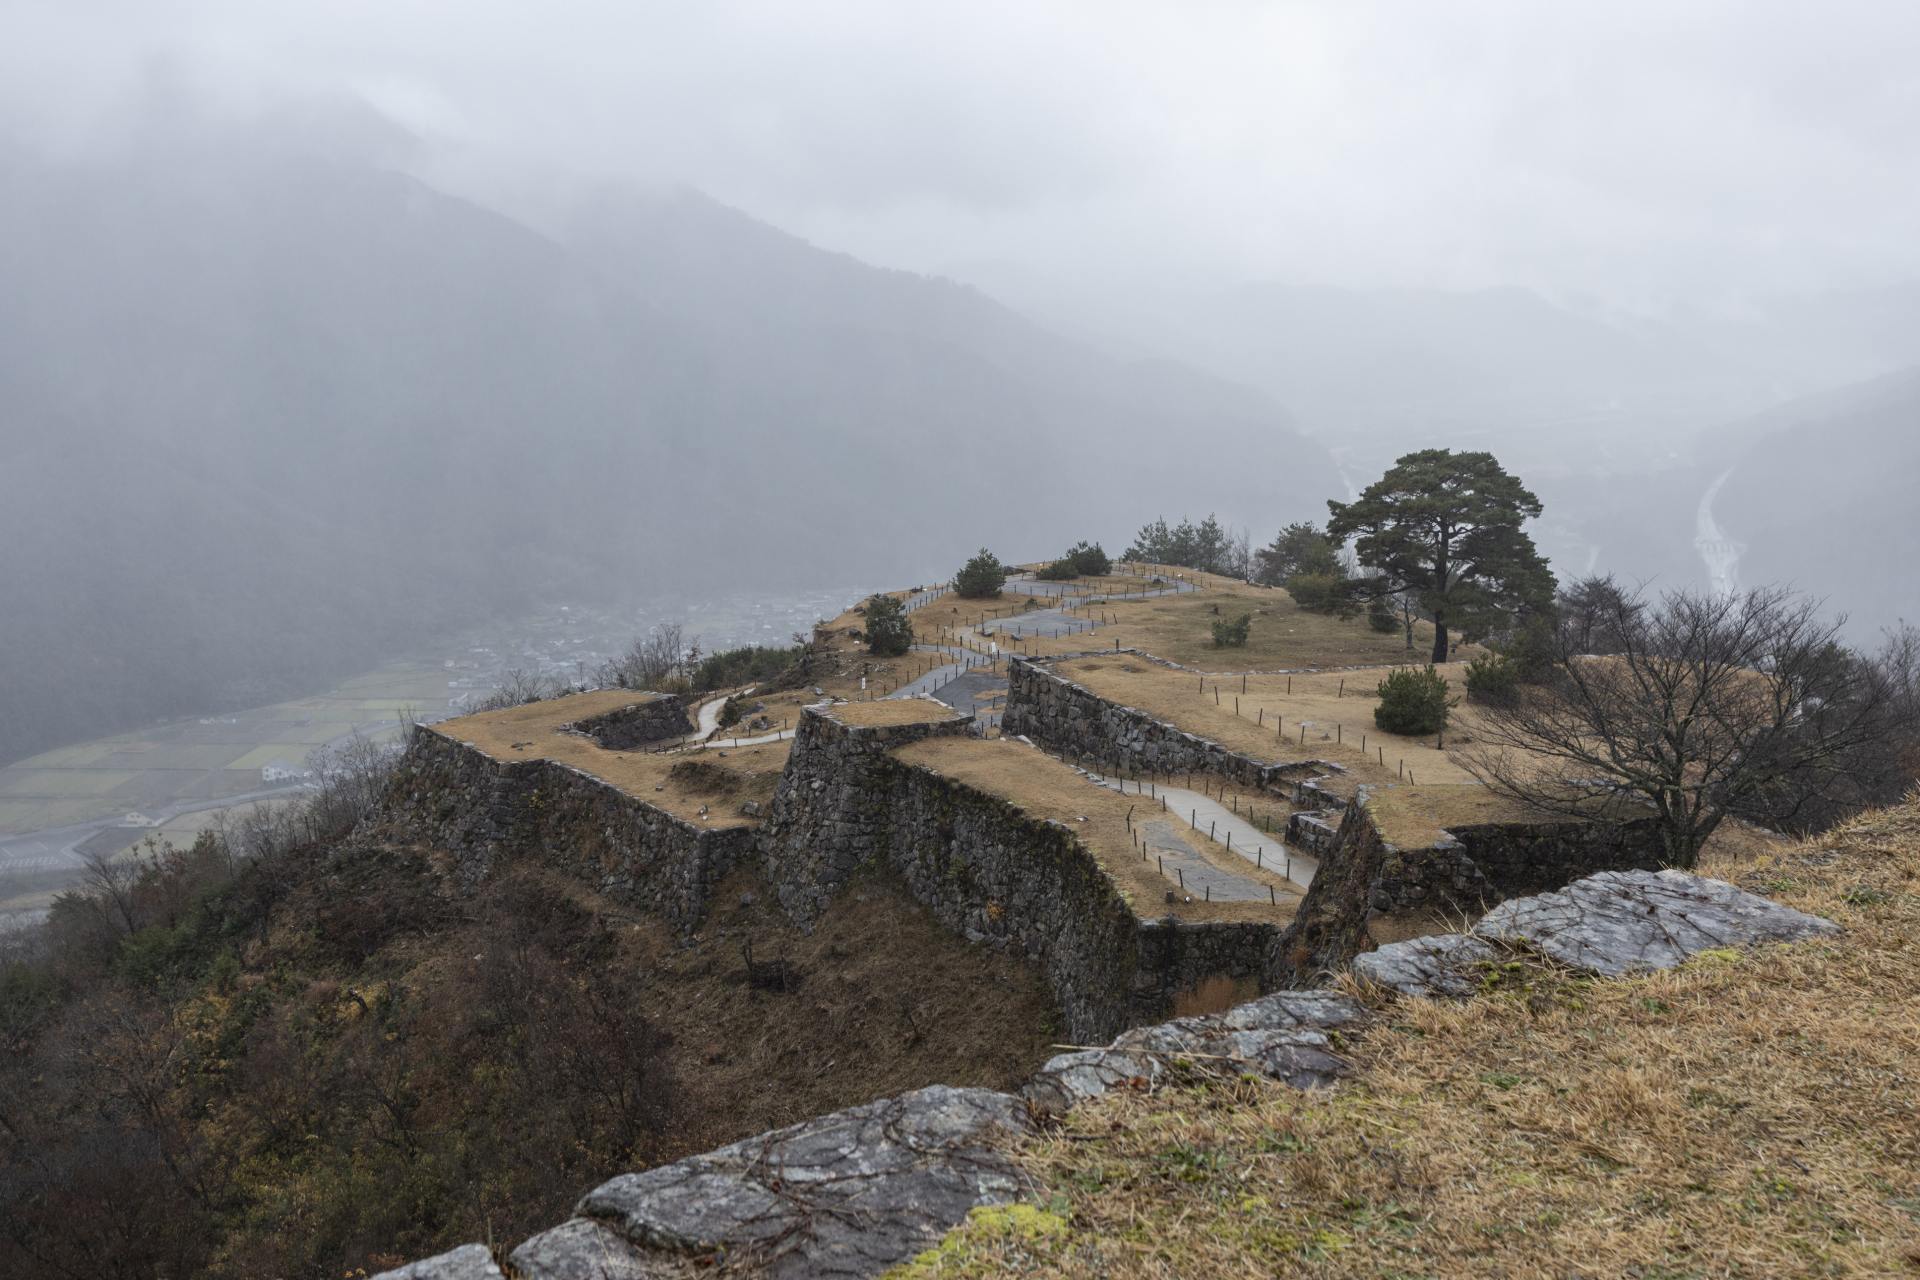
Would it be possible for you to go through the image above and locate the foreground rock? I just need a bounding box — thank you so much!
[1355,868,1840,997]
[377,989,1364,1280]
[1024,988,1363,1114]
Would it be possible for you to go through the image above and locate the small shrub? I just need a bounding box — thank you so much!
[955,548,1007,599]
[1036,559,1077,581]
[1374,665,1453,735]
[1367,595,1399,633]
[1464,651,1520,705]
[862,594,913,656]
[1064,540,1111,577]
[690,642,806,693]
[1211,613,1252,648]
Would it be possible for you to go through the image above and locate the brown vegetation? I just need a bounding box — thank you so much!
[906,797,1920,1278]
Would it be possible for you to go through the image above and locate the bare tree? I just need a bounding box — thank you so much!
[1227,525,1255,582]
[476,666,564,711]
[594,622,694,692]
[1556,573,1643,655]
[1463,585,1912,868]
[74,845,142,938]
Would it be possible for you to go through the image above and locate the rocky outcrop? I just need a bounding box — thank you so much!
[378,989,1366,1280]
[1354,868,1840,996]
[1023,988,1361,1115]
[1003,655,1338,799]
[376,727,752,933]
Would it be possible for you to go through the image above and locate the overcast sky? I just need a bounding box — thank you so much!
[5,1,1919,304]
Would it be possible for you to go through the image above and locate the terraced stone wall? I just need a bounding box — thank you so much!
[566,695,694,749]
[1003,654,1337,801]
[761,705,1274,1041]
[1269,793,1666,984]
[376,725,752,932]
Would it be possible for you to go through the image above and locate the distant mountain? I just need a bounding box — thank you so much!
[0,131,1338,763]
[1705,363,1920,637]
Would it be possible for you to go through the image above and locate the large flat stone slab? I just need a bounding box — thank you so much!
[372,1243,503,1280]
[1354,868,1840,997]
[1024,989,1363,1113]
[1352,933,1499,998]
[573,1084,1029,1278]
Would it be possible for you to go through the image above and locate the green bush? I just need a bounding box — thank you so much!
[1367,595,1399,633]
[1288,572,1358,618]
[1374,665,1453,735]
[861,594,914,656]
[1463,651,1520,706]
[1036,559,1077,581]
[1211,613,1252,648]
[690,643,806,693]
[1064,540,1111,577]
[955,548,1007,599]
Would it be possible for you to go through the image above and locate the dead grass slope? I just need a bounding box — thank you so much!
[900,798,1920,1279]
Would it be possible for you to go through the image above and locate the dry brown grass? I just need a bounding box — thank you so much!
[1054,657,1474,796]
[897,800,1920,1279]
[829,699,967,728]
[1362,783,1565,847]
[891,735,1301,925]
[432,692,788,827]
[1064,573,1464,671]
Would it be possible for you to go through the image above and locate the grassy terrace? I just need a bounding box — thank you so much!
[891,735,1301,925]
[433,690,788,828]
[904,803,1920,1279]
[825,698,965,729]
[958,570,1464,669]
[1050,655,1480,799]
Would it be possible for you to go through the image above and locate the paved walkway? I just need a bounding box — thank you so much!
[977,606,1100,644]
[1085,768,1318,889]
[1133,817,1272,903]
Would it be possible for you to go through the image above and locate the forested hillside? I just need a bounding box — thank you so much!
[0,130,1336,764]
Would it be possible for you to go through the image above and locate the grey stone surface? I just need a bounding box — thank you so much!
[574,1085,1030,1278]
[1024,989,1362,1113]
[510,1216,688,1278]
[371,1243,503,1280]
[1352,867,1841,997]
[1351,933,1499,997]
[1474,867,1840,977]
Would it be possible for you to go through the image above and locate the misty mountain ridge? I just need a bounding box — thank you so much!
[0,130,1338,764]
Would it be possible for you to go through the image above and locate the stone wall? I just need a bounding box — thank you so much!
[376,725,751,933]
[757,704,977,922]
[1002,654,1340,800]
[1268,790,1666,985]
[566,695,695,750]
[760,704,1274,1041]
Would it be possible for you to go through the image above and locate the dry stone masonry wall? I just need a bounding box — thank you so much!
[1002,654,1340,801]
[1270,790,1673,984]
[763,705,1275,1041]
[567,696,696,750]
[372,660,1848,1280]
[377,725,750,933]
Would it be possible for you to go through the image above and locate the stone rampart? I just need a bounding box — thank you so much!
[565,695,695,749]
[760,704,1274,1041]
[376,725,751,933]
[1002,654,1340,799]
[1269,790,1666,984]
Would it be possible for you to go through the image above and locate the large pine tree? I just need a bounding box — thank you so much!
[1327,449,1553,663]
